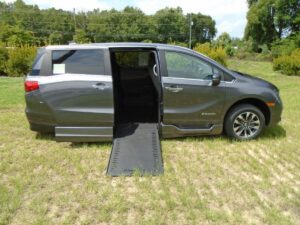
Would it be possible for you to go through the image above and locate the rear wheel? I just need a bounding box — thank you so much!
[224,104,265,140]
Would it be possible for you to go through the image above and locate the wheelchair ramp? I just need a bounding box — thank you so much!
[107,123,163,176]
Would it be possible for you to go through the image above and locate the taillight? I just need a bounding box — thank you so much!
[25,81,39,92]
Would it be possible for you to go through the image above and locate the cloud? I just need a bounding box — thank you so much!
[133,0,248,37]
[217,16,247,37]
[133,0,247,18]
[2,0,248,37]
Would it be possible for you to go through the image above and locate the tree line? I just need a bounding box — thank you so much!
[0,0,299,76]
[0,0,216,46]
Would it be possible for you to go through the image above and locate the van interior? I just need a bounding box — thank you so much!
[110,50,160,125]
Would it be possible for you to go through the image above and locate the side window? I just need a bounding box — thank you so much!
[165,51,213,80]
[223,72,235,82]
[30,48,45,75]
[52,49,105,75]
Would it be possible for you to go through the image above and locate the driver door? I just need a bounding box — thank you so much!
[161,51,226,128]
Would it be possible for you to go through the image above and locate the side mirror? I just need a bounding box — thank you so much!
[212,73,221,86]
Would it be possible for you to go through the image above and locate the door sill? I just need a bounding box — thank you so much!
[161,123,223,138]
[55,126,113,142]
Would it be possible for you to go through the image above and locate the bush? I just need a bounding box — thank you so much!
[273,49,300,76]
[234,52,272,61]
[225,45,234,56]
[271,33,300,58]
[0,45,9,75]
[5,46,36,77]
[193,43,227,66]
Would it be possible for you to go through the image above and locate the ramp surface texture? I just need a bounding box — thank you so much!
[107,123,163,176]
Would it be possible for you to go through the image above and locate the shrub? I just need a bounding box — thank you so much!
[193,43,227,66]
[271,33,300,58]
[235,52,272,61]
[273,49,300,76]
[225,45,234,56]
[0,45,8,75]
[5,46,36,77]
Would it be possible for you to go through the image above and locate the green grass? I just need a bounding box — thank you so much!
[0,60,299,225]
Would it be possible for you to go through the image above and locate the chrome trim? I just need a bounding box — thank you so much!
[162,123,215,133]
[162,76,236,84]
[27,74,112,85]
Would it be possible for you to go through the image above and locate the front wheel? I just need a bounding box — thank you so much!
[224,104,265,140]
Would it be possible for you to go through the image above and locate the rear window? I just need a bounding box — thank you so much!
[30,48,45,75]
[52,49,105,75]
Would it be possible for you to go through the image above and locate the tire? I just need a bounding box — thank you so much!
[224,104,265,140]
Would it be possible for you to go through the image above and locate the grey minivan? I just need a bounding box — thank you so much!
[25,43,282,142]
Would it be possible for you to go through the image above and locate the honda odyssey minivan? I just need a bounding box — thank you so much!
[25,43,282,142]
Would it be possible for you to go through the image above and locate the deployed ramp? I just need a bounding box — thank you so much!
[107,123,163,176]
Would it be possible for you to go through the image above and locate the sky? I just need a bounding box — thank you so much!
[2,0,248,38]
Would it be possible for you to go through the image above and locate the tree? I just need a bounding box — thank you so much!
[73,29,90,43]
[49,32,63,45]
[247,0,258,6]
[245,0,300,51]
[154,7,186,43]
[275,0,300,37]
[215,32,231,48]
[215,32,234,55]
[189,13,216,44]
[244,0,277,50]
[0,1,217,45]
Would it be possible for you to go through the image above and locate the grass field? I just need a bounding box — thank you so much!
[0,60,299,225]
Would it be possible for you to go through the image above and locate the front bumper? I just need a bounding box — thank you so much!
[268,99,283,126]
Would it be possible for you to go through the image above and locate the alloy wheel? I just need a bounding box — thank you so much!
[233,112,261,139]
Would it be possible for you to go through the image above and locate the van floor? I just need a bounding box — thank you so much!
[107,123,163,176]
[113,66,158,124]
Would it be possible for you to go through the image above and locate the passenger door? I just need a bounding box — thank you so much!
[39,49,114,129]
[161,50,226,128]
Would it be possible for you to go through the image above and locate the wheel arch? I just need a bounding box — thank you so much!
[224,98,271,126]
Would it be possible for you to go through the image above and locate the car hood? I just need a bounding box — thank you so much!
[232,70,279,92]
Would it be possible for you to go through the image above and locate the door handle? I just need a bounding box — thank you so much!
[92,83,109,90]
[153,64,158,76]
[165,86,183,93]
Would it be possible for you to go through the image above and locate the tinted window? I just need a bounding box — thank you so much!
[30,48,45,75]
[165,51,213,80]
[114,51,154,68]
[52,50,105,75]
[223,72,235,82]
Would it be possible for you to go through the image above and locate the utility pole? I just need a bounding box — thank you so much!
[73,8,77,31]
[189,14,193,49]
